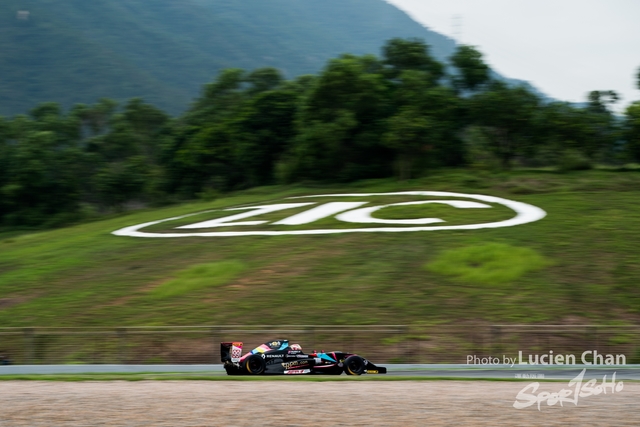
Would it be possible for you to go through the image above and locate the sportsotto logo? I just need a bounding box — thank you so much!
[513,369,623,410]
[112,191,546,238]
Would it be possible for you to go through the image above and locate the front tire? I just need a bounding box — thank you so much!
[244,354,266,375]
[344,355,366,375]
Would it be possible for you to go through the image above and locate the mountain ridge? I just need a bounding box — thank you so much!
[0,0,540,116]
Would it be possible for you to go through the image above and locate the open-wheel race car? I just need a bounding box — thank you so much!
[221,339,387,375]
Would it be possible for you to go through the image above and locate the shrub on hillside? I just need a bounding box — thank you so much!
[557,150,592,172]
[425,243,551,285]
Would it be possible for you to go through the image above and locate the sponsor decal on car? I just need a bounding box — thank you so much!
[282,360,309,369]
[112,191,546,238]
[230,343,243,362]
[284,369,311,375]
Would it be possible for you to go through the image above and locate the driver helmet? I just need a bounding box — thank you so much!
[290,343,302,351]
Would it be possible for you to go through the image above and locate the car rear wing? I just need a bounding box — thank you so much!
[220,342,243,363]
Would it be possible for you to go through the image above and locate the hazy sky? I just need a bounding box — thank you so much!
[385,0,640,110]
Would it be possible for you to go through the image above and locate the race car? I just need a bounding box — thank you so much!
[221,339,387,375]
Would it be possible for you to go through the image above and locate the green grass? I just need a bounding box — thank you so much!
[425,243,551,285]
[149,261,246,298]
[1,169,640,330]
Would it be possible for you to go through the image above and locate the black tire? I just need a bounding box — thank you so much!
[244,354,266,375]
[343,355,366,376]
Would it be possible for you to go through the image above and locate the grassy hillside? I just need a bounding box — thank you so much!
[1,169,639,328]
[0,0,536,116]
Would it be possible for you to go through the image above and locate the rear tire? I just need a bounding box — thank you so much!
[343,355,366,375]
[244,354,266,375]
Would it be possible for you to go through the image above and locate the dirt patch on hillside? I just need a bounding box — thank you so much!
[0,297,26,310]
[0,380,637,426]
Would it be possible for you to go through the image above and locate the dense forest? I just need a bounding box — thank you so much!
[1,38,639,229]
[0,0,537,116]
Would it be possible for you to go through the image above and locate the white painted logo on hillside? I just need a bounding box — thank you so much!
[111,191,546,238]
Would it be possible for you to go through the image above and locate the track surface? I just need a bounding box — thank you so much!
[1,380,638,426]
[3,364,640,380]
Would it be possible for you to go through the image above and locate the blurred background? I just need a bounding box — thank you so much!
[1,0,639,366]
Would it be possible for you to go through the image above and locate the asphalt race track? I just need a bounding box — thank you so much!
[2,364,640,380]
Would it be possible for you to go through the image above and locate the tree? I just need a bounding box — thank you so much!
[70,98,118,137]
[534,102,582,153]
[382,38,444,86]
[245,67,284,95]
[532,102,616,166]
[232,88,299,186]
[29,102,82,145]
[581,91,620,161]
[289,54,391,181]
[286,110,358,182]
[2,129,84,226]
[175,119,236,192]
[389,70,463,170]
[187,68,246,127]
[121,98,171,161]
[29,103,62,121]
[587,90,619,114]
[625,102,640,162]
[0,117,12,220]
[383,107,436,179]
[93,156,149,209]
[165,69,248,194]
[469,82,540,168]
[449,45,490,92]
